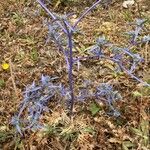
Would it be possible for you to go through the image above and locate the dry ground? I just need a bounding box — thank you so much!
[0,0,149,149]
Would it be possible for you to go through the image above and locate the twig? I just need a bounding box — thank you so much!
[9,60,18,97]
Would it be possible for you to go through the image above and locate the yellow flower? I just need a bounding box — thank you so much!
[2,63,10,70]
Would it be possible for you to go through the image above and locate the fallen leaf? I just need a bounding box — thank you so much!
[123,0,135,8]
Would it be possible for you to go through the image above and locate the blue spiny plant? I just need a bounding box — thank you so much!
[12,0,150,135]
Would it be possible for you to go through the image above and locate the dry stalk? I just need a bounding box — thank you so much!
[9,59,18,97]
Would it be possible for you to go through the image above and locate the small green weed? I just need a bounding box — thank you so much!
[89,102,101,116]
[12,12,24,26]
[131,119,149,149]
[0,79,5,88]
[30,48,39,61]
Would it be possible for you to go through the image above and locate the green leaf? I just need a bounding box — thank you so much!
[0,79,5,88]
[146,79,150,84]
[30,49,38,61]
[140,120,149,145]
[132,91,142,97]
[89,103,100,116]
[140,120,149,135]
[0,131,13,142]
[83,127,95,135]
[122,144,129,150]
[123,141,134,147]
[122,141,135,150]
[131,127,143,137]
[140,87,150,96]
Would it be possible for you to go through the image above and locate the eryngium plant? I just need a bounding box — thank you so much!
[12,0,150,135]
[36,0,108,115]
